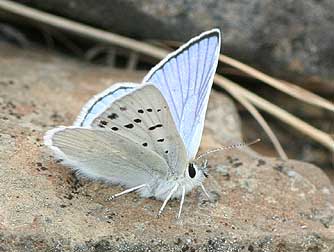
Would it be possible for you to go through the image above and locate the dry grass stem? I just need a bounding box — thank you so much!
[0,0,169,59]
[219,55,334,113]
[221,83,288,159]
[215,75,334,151]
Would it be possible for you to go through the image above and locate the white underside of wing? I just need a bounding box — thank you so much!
[44,126,205,201]
[45,126,202,201]
[45,126,105,181]
[74,82,138,127]
[90,84,188,177]
[44,126,170,188]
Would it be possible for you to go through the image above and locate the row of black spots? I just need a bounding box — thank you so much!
[141,144,168,154]
[148,124,163,131]
[98,120,108,128]
[141,140,166,149]
[107,124,135,131]
[137,108,162,114]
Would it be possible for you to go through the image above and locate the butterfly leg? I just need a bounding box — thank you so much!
[157,185,178,218]
[200,183,212,201]
[177,185,186,219]
[108,184,147,201]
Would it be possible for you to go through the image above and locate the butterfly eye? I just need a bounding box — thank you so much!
[188,163,196,178]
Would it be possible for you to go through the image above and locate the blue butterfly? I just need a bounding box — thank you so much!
[44,29,221,218]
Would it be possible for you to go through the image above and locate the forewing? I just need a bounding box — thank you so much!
[45,127,169,187]
[90,84,188,176]
[143,29,221,159]
[74,82,137,127]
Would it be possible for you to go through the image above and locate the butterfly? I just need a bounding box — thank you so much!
[44,29,221,218]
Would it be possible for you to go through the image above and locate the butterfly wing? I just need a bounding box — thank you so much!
[74,82,137,127]
[143,29,221,159]
[45,127,170,188]
[89,84,188,177]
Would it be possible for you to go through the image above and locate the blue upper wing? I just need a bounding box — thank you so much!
[142,29,221,159]
[74,83,137,127]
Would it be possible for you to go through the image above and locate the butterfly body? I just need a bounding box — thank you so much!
[45,29,221,218]
[136,161,207,200]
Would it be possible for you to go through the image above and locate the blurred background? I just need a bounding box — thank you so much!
[0,0,333,178]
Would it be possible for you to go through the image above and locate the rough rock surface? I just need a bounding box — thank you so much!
[0,42,334,251]
[15,0,334,91]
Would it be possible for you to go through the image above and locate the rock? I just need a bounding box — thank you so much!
[0,42,334,251]
[13,0,334,92]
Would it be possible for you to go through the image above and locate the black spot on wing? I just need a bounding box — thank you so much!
[165,150,169,154]
[142,143,148,147]
[111,127,119,131]
[157,138,164,142]
[100,120,108,125]
[138,109,144,114]
[157,109,161,112]
[147,108,153,112]
[148,124,163,130]
[134,119,141,123]
[108,113,118,120]
[124,123,134,129]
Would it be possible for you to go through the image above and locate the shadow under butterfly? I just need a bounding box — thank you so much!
[45,29,223,218]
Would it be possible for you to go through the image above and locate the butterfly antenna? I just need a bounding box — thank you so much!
[196,138,261,161]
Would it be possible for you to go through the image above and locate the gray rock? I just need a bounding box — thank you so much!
[14,0,334,91]
[0,42,334,251]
